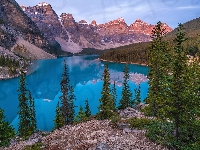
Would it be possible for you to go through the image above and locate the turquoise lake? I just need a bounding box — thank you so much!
[0,55,149,131]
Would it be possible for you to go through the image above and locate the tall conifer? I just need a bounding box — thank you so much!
[60,60,70,125]
[145,21,170,117]
[111,81,117,111]
[97,63,115,119]
[134,85,141,105]
[85,99,91,117]
[118,64,132,109]
[54,102,64,129]
[28,91,36,133]
[18,70,36,138]
[60,60,76,125]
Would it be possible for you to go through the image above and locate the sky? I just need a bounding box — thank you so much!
[15,0,200,29]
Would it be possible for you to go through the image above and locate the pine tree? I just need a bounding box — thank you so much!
[166,24,200,146]
[97,63,115,119]
[0,108,15,147]
[60,60,76,125]
[111,81,117,111]
[68,85,76,124]
[85,99,91,117]
[75,105,86,122]
[54,102,64,129]
[60,60,70,125]
[145,21,170,117]
[118,64,133,109]
[28,91,37,133]
[134,85,141,105]
[18,70,32,138]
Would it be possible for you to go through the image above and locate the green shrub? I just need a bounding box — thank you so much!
[145,120,200,149]
[128,117,152,130]
[24,142,45,150]
[109,113,121,127]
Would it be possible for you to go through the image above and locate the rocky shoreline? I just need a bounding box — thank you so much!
[4,106,167,150]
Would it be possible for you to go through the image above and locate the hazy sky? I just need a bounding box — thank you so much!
[15,0,200,29]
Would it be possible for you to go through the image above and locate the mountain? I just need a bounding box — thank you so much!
[21,2,172,53]
[0,0,57,59]
[100,16,200,64]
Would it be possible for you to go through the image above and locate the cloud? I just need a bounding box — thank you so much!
[176,6,200,10]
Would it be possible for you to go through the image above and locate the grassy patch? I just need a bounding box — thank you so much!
[24,142,45,150]
[127,117,152,130]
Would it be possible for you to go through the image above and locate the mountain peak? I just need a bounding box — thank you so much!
[135,19,142,22]
[117,17,125,22]
[37,2,49,6]
[78,20,87,24]
[91,20,97,26]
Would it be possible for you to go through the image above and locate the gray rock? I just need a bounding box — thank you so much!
[95,142,110,150]
[117,122,130,130]
[123,127,132,133]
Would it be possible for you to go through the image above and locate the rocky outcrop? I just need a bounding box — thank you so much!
[5,120,167,150]
[0,0,59,59]
[129,19,172,35]
[21,3,68,44]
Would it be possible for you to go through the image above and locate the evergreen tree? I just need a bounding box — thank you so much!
[166,24,200,146]
[146,23,200,149]
[54,102,64,129]
[134,85,141,105]
[118,64,133,109]
[60,60,76,125]
[0,108,15,147]
[111,81,117,111]
[28,91,37,133]
[60,60,70,125]
[97,63,115,119]
[145,21,170,117]
[18,70,33,138]
[68,85,76,124]
[75,105,86,122]
[85,98,91,117]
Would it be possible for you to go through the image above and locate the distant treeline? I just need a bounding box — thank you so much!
[99,42,149,64]
[75,48,104,56]
[0,55,20,68]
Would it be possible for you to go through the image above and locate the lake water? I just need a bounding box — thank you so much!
[0,55,149,131]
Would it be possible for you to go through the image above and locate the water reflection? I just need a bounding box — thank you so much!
[0,55,149,131]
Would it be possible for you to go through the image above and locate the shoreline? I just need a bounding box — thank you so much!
[0,60,39,80]
[98,58,148,66]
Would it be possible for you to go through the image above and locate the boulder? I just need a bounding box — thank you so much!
[95,142,110,150]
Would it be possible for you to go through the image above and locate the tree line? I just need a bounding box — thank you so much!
[0,55,20,75]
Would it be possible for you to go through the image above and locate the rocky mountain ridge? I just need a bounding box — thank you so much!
[0,0,59,60]
[21,2,173,53]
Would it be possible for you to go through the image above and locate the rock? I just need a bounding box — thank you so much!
[117,122,130,130]
[95,142,110,150]
[123,127,132,133]
[133,103,144,110]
